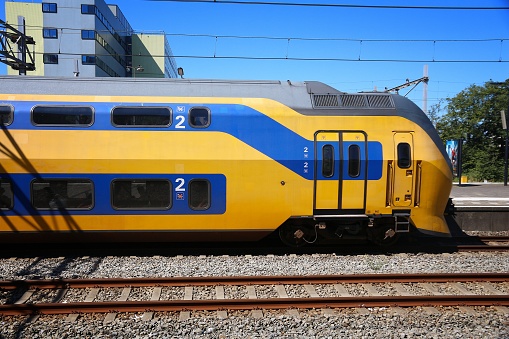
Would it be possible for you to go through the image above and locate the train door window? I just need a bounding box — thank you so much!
[112,106,172,127]
[0,180,14,210]
[111,179,171,210]
[31,179,93,210]
[189,107,210,128]
[322,144,334,178]
[0,105,13,126]
[348,145,361,178]
[32,106,93,126]
[189,179,210,210]
[397,142,412,168]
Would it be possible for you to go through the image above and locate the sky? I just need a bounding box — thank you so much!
[1,0,509,112]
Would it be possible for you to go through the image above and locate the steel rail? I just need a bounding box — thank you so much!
[1,273,509,290]
[1,295,509,316]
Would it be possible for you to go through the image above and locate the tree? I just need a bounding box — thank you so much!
[435,80,509,182]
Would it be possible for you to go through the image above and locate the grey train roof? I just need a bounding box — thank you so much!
[1,76,448,163]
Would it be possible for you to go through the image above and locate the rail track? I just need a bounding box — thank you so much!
[1,273,509,321]
[456,236,509,252]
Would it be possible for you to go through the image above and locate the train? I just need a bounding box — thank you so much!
[0,76,453,246]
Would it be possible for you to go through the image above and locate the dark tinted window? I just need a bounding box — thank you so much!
[112,106,172,127]
[189,180,210,210]
[42,3,57,12]
[112,180,171,210]
[348,145,361,177]
[189,107,210,128]
[81,30,95,40]
[32,179,93,210]
[322,144,334,178]
[0,180,14,210]
[32,106,93,126]
[0,105,13,126]
[43,28,58,38]
[397,142,412,168]
[81,4,95,14]
[81,55,96,65]
[43,54,58,64]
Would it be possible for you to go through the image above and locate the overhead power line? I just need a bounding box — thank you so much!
[147,0,509,10]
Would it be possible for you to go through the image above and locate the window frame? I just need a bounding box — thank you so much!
[0,104,14,126]
[189,107,211,128]
[397,142,412,169]
[348,144,361,178]
[0,179,14,210]
[42,3,57,13]
[43,28,58,39]
[189,179,211,210]
[81,4,96,14]
[81,30,95,40]
[111,106,172,128]
[43,53,59,64]
[322,144,335,178]
[31,179,94,210]
[111,179,172,210]
[31,105,94,127]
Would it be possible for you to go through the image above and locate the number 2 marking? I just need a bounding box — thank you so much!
[175,178,186,191]
[175,115,186,129]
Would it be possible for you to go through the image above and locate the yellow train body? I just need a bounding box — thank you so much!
[0,77,452,245]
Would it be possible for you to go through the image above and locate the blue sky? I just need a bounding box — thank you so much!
[2,0,509,112]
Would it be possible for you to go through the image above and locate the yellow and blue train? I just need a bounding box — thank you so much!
[0,76,452,245]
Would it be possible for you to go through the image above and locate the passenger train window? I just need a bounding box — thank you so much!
[348,145,361,178]
[189,107,210,128]
[0,180,14,210]
[112,106,172,127]
[189,179,210,210]
[0,105,13,126]
[397,143,412,169]
[322,144,334,178]
[32,106,93,126]
[31,179,93,210]
[111,179,171,210]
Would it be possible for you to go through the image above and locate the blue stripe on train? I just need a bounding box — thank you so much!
[0,173,226,216]
[3,101,383,180]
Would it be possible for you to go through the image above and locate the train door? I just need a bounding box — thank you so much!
[391,132,414,207]
[313,131,367,216]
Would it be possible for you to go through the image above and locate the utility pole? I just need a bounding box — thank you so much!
[0,19,36,73]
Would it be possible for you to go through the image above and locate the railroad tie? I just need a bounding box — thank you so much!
[449,282,476,315]
[215,286,228,319]
[246,286,263,319]
[67,288,99,322]
[275,285,299,318]
[104,286,132,325]
[305,284,335,316]
[479,282,509,314]
[141,287,162,321]
[179,286,193,321]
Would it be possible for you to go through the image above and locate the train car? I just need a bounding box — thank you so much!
[0,76,452,245]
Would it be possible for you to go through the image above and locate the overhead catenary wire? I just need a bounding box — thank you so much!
[146,0,509,11]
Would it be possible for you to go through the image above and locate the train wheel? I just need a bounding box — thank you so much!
[279,223,308,247]
[369,224,400,247]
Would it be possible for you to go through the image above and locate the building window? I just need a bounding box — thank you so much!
[189,107,210,128]
[43,54,58,64]
[81,4,96,14]
[31,179,94,210]
[81,55,96,65]
[81,30,95,40]
[0,105,14,126]
[111,180,171,210]
[43,28,58,39]
[42,3,57,13]
[189,179,210,210]
[0,180,14,210]
[348,145,361,178]
[32,105,93,126]
[112,106,172,127]
[322,144,334,178]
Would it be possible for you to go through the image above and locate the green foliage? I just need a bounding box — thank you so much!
[435,80,509,182]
